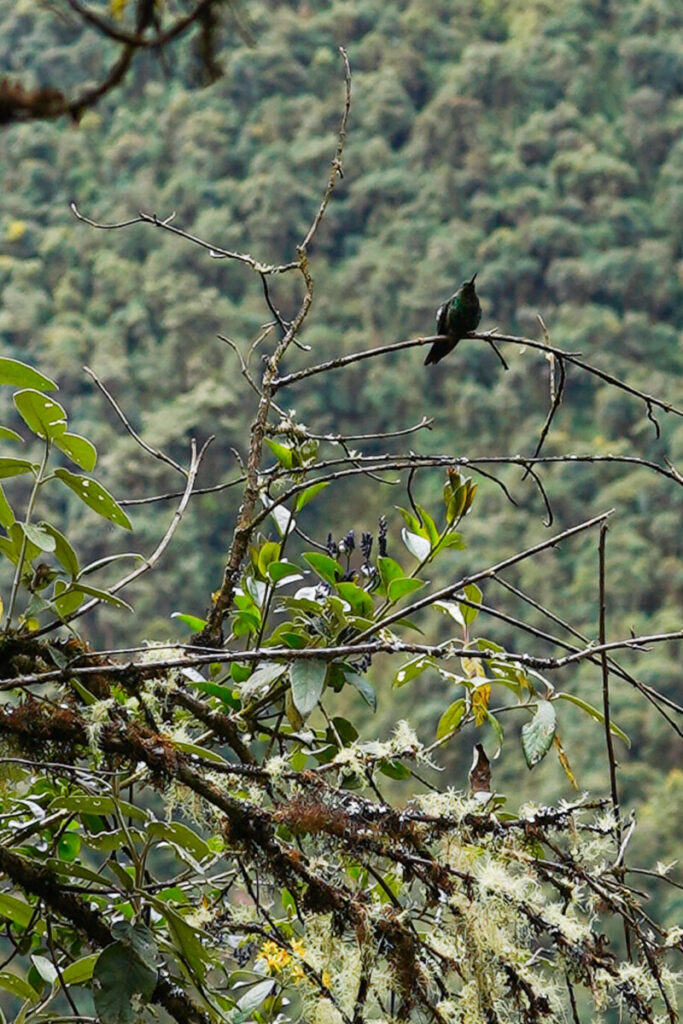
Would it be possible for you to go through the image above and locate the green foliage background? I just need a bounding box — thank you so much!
[0,0,680,912]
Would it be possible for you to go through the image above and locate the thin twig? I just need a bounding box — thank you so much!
[71,202,296,276]
[33,437,212,636]
[84,366,186,475]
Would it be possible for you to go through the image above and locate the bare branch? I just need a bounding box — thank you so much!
[84,365,186,475]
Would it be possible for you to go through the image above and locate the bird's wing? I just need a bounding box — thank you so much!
[436,301,448,335]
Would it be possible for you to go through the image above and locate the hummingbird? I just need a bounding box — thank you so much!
[424,273,481,366]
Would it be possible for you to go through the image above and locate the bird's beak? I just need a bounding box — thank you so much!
[469,272,478,285]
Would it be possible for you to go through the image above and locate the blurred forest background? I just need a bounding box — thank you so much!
[0,0,680,921]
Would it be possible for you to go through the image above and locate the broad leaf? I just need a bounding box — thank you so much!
[343,667,377,711]
[93,942,157,1024]
[54,469,131,529]
[303,551,342,584]
[388,576,426,602]
[436,699,466,740]
[39,523,79,577]
[21,522,56,553]
[0,358,57,391]
[14,389,67,439]
[401,528,431,561]
[460,583,482,625]
[54,432,97,471]
[295,480,330,511]
[521,700,556,768]
[0,426,23,442]
[290,658,327,717]
[0,457,36,478]
[264,438,293,468]
[171,612,207,632]
[393,655,434,687]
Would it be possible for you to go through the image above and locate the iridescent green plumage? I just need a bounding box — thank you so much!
[425,273,481,366]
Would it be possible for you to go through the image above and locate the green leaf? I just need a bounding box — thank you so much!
[0,894,38,930]
[9,522,40,563]
[0,426,23,442]
[39,523,79,577]
[189,680,240,709]
[0,457,36,478]
[388,577,426,602]
[295,480,330,511]
[58,832,81,861]
[393,655,434,687]
[264,438,294,468]
[31,955,58,986]
[0,483,14,528]
[93,942,158,1024]
[484,710,504,756]
[244,661,288,693]
[396,505,426,536]
[14,389,67,439]
[401,528,431,561]
[303,551,342,584]
[0,358,57,391]
[50,795,147,821]
[60,953,97,986]
[336,581,374,617]
[171,612,207,632]
[343,668,377,711]
[436,699,466,740]
[53,432,97,471]
[521,700,556,768]
[53,583,85,617]
[0,971,39,1002]
[147,822,212,864]
[440,531,465,550]
[151,901,213,970]
[54,469,131,529]
[290,659,327,717]
[256,540,281,578]
[378,556,404,593]
[556,693,630,746]
[21,522,56,553]
[415,505,440,546]
[460,583,482,625]
[379,759,412,780]
[267,559,303,585]
[66,583,133,611]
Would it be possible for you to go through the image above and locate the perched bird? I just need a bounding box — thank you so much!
[424,273,481,366]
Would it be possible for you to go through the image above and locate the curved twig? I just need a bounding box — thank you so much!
[33,437,213,636]
[84,366,186,475]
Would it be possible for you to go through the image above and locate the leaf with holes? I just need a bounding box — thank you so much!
[14,389,67,439]
[54,469,131,529]
[54,432,97,471]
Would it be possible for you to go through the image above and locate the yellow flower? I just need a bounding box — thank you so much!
[290,938,306,957]
[258,940,291,973]
[322,971,331,988]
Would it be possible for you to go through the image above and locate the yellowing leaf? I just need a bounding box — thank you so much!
[554,734,578,789]
[472,683,491,726]
[461,656,486,679]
